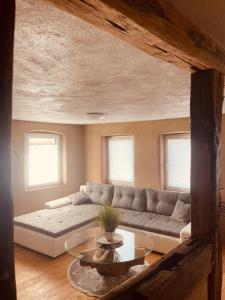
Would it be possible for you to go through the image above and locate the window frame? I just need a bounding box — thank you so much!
[25,132,62,190]
[106,135,134,186]
[162,132,190,192]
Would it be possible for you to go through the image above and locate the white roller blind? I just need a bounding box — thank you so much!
[166,135,191,190]
[108,136,134,184]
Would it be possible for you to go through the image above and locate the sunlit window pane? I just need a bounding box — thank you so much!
[26,133,61,188]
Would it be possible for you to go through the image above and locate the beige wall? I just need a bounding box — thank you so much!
[84,118,190,188]
[84,116,225,238]
[12,120,85,216]
[84,116,225,200]
[13,116,225,225]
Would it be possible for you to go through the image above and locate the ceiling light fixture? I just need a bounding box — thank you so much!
[86,112,105,120]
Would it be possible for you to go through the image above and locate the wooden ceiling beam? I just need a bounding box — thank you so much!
[48,0,225,73]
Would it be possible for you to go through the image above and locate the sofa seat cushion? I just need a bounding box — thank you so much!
[119,209,186,238]
[14,204,101,238]
[119,208,155,228]
[145,214,186,238]
[146,188,190,216]
[86,182,114,205]
[112,185,146,211]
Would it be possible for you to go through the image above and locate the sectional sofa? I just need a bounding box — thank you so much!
[14,182,191,257]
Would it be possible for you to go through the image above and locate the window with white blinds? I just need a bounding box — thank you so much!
[25,132,62,189]
[108,136,134,184]
[164,133,191,191]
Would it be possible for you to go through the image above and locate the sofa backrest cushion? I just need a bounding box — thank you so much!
[69,191,92,205]
[146,188,190,216]
[112,185,146,211]
[177,192,190,204]
[85,182,114,205]
[170,199,191,223]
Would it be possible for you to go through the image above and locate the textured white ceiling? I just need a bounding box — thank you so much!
[14,0,221,125]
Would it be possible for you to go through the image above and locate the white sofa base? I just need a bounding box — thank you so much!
[14,221,190,257]
[14,221,97,258]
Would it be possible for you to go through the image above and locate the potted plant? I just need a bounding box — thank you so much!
[98,203,120,241]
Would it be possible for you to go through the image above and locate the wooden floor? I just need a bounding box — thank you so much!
[15,244,160,300]
[15,244,225,299]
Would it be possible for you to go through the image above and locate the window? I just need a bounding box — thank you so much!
[107,136,134,185]
[25,132,62,188]
[164,133,191,191]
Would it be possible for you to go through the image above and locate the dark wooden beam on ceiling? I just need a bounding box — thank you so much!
[48,0,225,73]
[0,1,16,300]
[190,69,224,300]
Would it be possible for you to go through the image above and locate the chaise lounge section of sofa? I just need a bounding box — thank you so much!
[14,182,191,257]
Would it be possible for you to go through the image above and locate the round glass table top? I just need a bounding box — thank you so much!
[65,227,154,265]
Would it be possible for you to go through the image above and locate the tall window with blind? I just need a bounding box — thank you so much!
[107,136,134,185]
[25,132,62,189]
[164,133,191,191]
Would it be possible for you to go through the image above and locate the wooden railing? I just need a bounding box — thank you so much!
[103,239,212,299]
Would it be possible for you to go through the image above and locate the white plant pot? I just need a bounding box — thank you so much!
[105,231,115,241]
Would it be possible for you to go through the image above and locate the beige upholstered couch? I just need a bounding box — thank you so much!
[14,182,191,257]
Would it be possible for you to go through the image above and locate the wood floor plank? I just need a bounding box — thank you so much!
[15,244,161,299]
[16,243,224,299]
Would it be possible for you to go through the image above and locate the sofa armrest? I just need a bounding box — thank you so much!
[180,222,191,243]
[44,197,72,209]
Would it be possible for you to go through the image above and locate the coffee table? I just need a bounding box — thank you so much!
[65,227,154,276]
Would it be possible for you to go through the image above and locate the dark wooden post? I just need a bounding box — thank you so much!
[0,1,16,300]
[190,69,224,300]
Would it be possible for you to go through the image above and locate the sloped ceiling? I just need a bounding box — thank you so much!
[13,0,224,124]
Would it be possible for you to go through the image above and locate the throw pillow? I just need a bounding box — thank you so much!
[170,199,190,223]
[69,191,91,205]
